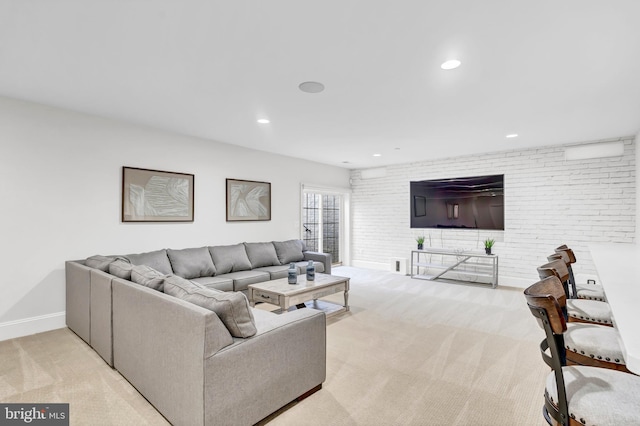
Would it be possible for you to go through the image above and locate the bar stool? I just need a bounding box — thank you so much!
[524,276,640,426]
[555,245,606,301]
[538,259,613,326]
[535,261,628,372]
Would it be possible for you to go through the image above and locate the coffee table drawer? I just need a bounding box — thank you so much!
[253,290,280,305]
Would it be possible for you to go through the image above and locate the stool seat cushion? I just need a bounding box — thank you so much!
[575,283,606,302]
[566,299,613,325]
[564,323,625,365]
[546,365,640,426]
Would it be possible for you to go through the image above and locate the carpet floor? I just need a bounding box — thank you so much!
[1,267,548,425]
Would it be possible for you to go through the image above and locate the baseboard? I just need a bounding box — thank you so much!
[350,260,389,271]
[0,312,66,342]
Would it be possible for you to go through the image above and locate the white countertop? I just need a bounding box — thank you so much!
[589,243,640,374]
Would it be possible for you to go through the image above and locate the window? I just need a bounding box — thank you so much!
[301,187,350,265]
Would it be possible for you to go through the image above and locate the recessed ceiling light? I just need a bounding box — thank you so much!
[373,154,382,157]
[441,59,461,70]
[257,119,270,124]
[506,134,518,138]
[299,81,325,93]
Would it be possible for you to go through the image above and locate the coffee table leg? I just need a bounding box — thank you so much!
[249,288,255,307]
[344,289,349,311]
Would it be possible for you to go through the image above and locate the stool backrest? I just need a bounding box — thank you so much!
[537,260,572,300]
[555,245,577,264]
[524,276,570,426]
[554,245,580,295]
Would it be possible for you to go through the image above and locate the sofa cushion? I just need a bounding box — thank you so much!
[108,258,133,279]
[163,275,257,338]
[167,247,216,279]
[254,265,290,280]
[191,276,234,292]
[244,242,280,268]
[131,265,166,292]
[85,255,115,272]
[125,249,173,275]
[209,244,252,274]
[273,240,305,264]
[215,270,271,293]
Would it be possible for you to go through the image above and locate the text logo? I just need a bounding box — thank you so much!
[0,404,68,425]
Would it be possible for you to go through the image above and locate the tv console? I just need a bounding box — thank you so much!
[410,248,499,288]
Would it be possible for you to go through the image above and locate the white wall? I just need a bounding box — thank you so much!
[0,97,350,339]
[350,137,636,287]
[637,131,640,244]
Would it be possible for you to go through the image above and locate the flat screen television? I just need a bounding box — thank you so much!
[410,174,504,230]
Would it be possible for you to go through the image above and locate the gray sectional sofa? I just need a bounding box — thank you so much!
[65,240,330,426]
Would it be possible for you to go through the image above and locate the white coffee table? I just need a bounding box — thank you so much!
[248,273,350,317]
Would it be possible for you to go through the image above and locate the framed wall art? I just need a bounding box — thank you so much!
[226,178,271,221]
[122,166,194,222]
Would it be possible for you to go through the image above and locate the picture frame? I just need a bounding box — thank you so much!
[122,166,194,222]
[226,178,271,221]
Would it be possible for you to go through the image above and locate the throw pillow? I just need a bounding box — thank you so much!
[131,265,166,292]
[163,275,257,338]
[208,244,252,274]
[85,255,115,272]
[108,258,133,280]
[273,240,305,264]
[167,247,217,279]
[244,242,280,268]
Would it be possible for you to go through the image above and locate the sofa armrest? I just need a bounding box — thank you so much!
[65,260,91,344]
[203,309,326,425]
[304,251,332,274]
[112,279,233,426]
[89,269,114,366]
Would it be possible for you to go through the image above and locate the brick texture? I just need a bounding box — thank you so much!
[350,137,636,284]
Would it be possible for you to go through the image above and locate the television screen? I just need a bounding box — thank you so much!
[410,174,504,230]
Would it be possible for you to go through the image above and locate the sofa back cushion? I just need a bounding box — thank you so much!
[85,255,115,272]
[125,249,173,275]
[208,244,252,274]
[244,242,280,268]
[167,247,216,279]
[108,258,133,280]
[131,265,166,292]
[273,240,305,264]
[163,275,257,338]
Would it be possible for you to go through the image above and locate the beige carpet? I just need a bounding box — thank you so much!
[0,267,548,425]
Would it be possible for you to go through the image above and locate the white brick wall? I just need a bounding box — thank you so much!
[350,137,636,286]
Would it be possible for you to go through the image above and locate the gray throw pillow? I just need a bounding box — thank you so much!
[244,242,280,268]
[108,258,133,279]
[208,244,252,274]
[163,275,257,338]
[85,255,115,272]
[167,247,216,279]
[131,265,166,291]
[273,240,305,264]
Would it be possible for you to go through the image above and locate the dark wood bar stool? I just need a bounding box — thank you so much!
[538,259,613,326]
[555,245,606,301]
[535,261,629,372]
[524,276,640,426]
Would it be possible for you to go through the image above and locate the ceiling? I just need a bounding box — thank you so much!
[1,1,639,169]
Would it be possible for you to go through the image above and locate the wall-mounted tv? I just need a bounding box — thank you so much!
[410,174,504,230]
